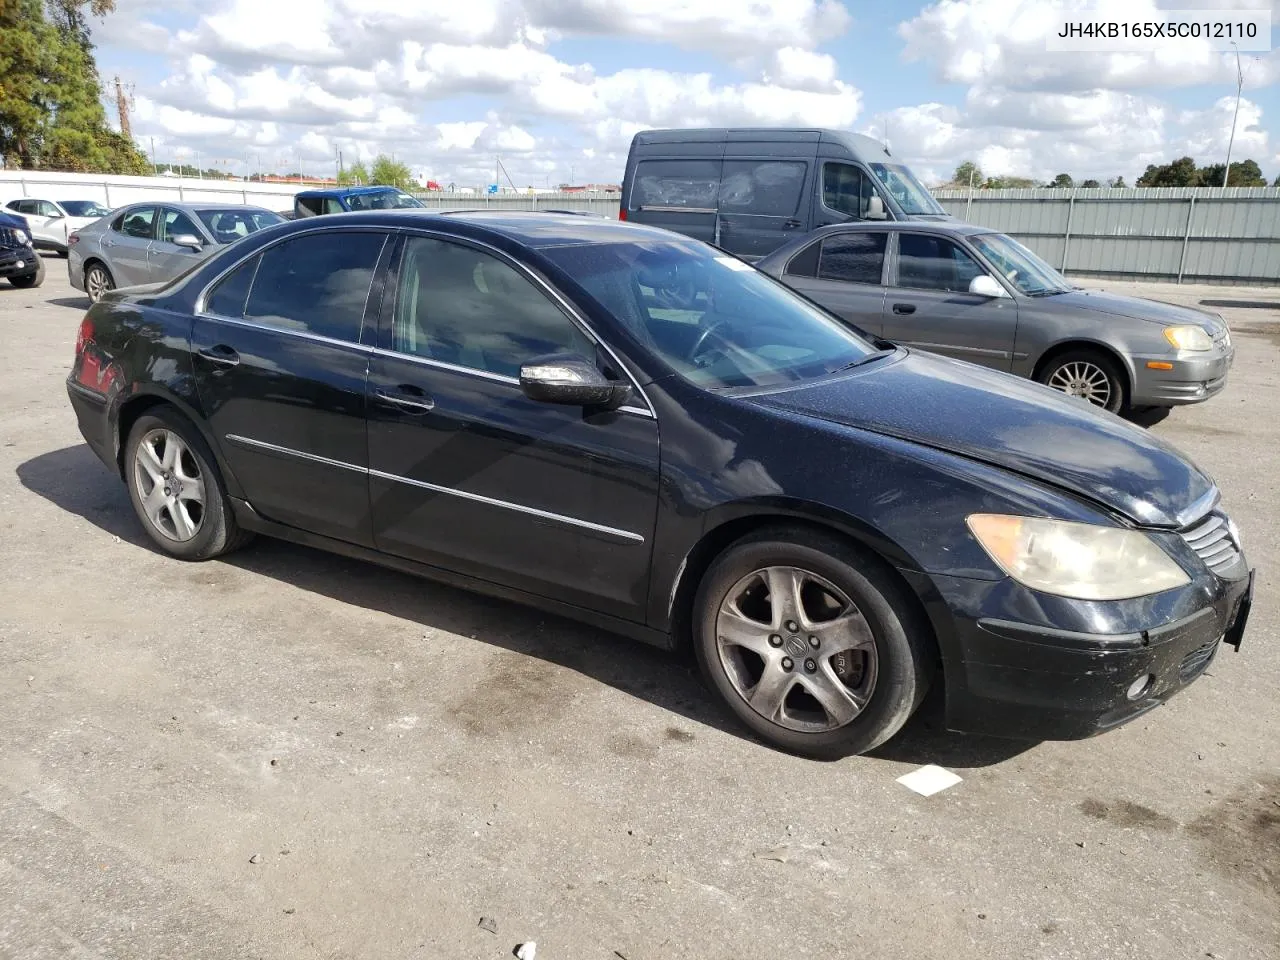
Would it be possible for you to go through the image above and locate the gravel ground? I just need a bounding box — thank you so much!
[2,257,1277,960]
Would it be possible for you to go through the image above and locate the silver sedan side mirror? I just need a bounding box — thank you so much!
[969,275,1009,298]
[171,233,203,250]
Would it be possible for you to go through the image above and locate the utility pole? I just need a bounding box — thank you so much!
[1223,41,1243,188]
[149,136,156,176]
[114,76,132,140]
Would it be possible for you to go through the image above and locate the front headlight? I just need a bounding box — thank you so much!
[14,229,29,245]
[966,514,1190,600]
[1163,325,1212,351]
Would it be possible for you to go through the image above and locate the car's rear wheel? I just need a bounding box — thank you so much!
[85,262,114,303]
[693,527,933,759]
[8,256,45,288]
[1038,349,1126,414]
[124,408,252,560]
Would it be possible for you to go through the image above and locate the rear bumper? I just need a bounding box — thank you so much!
[66,378,116,471]
[1130,348,1233,406]
[906,565,1253,742]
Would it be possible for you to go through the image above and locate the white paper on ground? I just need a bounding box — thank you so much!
[896,764,963,796]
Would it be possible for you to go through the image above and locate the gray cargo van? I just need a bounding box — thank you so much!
[620,128,953,260]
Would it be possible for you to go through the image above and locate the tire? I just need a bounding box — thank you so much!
[8,256,45,289]
[1037,349,1126,414]
[84,261,114,303]
[692,526,935,759]
[124,407,253,561]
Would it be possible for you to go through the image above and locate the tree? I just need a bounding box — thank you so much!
[1046,173,1074,188]
[369,155,412,188]
[983,175,1036,188]
[1136,156,1198,187]
[338,160,369,185]
[1274,174,1280,187]
[1196,159,1266,187]
[1108,176,1127,188]
[0,0,57,168]
[1080,179,1100,188]
[953,160,983,187]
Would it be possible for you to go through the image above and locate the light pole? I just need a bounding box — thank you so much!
[1222,41,1243,188]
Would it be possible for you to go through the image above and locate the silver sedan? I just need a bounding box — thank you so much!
[755,222,1234,414]
[68,201,286,303]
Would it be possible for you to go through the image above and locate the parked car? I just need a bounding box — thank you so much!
[756,222,1235,414]
[621,127,953,260]
[4,198,113,255]
[65,212,1253,758]
[0,208,45,288]
[293,185,425,218]
[68,202,286,303]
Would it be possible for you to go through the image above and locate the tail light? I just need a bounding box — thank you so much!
[618,205,627,221]
[75,316,93,357]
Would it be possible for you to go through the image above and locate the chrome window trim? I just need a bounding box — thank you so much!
[196,312,375,353]
[223,434,645,543]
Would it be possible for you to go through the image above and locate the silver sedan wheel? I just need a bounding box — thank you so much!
[132,428,207,542]
[715,566,878,733]
[86,265,112,302]
[1047,360,1113,408]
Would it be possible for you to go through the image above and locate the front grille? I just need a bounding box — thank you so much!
[1180,637,1219,683]
[1179,511,1241,574]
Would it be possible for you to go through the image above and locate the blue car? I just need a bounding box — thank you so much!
[293,185,424,218]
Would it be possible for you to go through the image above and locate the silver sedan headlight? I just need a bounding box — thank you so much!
[967,514,1190,601]
[1163,325,1213,351]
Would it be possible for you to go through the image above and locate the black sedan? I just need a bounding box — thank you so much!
[64,212,1254,758]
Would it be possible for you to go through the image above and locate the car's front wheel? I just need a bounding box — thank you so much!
[1038,349,1126,413]
[8,256,45,288]
[84,262,114,303]
[693,527,934,759]
[124,408,252,560]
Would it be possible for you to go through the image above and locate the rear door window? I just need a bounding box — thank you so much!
[244,232,386,342]
[818,233,887,284]
[719,161,806,217]
[896,234,986,293]
[630,160,721,211]
[119,207,157,240]
[203,255,260,318]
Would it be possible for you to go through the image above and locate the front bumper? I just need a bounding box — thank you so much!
[907,560,1254,742]
[1131,345,1233,406]
[0,248,38,278]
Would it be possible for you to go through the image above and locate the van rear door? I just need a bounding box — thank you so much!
[715,135,817,260]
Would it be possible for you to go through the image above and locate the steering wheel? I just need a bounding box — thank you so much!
[686,318,732,364]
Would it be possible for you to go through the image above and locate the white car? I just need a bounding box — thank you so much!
[3,198,113,255]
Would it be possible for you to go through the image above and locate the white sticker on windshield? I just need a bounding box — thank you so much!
[714,256,753,272]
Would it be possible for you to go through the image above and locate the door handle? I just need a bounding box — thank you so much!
[783,219,803,229]
[101,238,114,248]
[891,303,917,315]
[375,386,435,413]
[197,345,240,366]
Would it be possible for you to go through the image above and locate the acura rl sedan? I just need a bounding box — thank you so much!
[756,222,1234,415]
[64,212,1254,758]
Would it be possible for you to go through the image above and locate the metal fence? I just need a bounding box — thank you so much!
[410,191,620,215]
[932,187,1280,285]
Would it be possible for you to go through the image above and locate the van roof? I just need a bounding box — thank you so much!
[295,185,406,199]
[631,127,895,160]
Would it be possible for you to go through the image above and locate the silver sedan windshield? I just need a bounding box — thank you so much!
[970,232,1073,296]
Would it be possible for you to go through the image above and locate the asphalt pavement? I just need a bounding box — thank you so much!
[1,257,1277,960]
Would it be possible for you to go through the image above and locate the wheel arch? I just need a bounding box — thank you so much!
[1031,338,1135,402]
[663,504,944,671]
[111,388,244,499]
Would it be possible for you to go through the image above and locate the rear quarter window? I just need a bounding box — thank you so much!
[631,160,720,211]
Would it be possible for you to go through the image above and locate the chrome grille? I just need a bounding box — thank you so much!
[1179,511,1241,574]
[1179,637,1219,683]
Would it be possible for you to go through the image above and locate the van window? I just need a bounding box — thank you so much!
[719,161,806,217]
[822,163,874,219]
[631,160,720,211]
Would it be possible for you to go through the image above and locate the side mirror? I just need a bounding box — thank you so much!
[969,274,1009,298]
[171,233,203,250]
[865,194,888,221]
[519,355,632,409]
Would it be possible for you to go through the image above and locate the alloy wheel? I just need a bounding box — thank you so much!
[132,428,207,542]
[1047,360,1113,408]
[715,565,878,733]
[86,265,112,302]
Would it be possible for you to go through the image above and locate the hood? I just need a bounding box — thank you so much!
[0,210,28,231]
[1048,289,1222,330]
[747,350,1213,528]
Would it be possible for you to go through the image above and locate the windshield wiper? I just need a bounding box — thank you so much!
[834,348,896,373]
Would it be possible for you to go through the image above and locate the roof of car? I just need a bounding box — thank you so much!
[282,210,679,248]
[295,185,407,198]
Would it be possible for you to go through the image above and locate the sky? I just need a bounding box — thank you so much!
[87,0,1280,189]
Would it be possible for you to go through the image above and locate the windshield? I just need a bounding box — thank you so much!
[868,163,946,216]
[60,201,111,218]
[970,232,1073,296]
[197,208,286,244]
[542,240,881,390]
[346,189,424,210]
